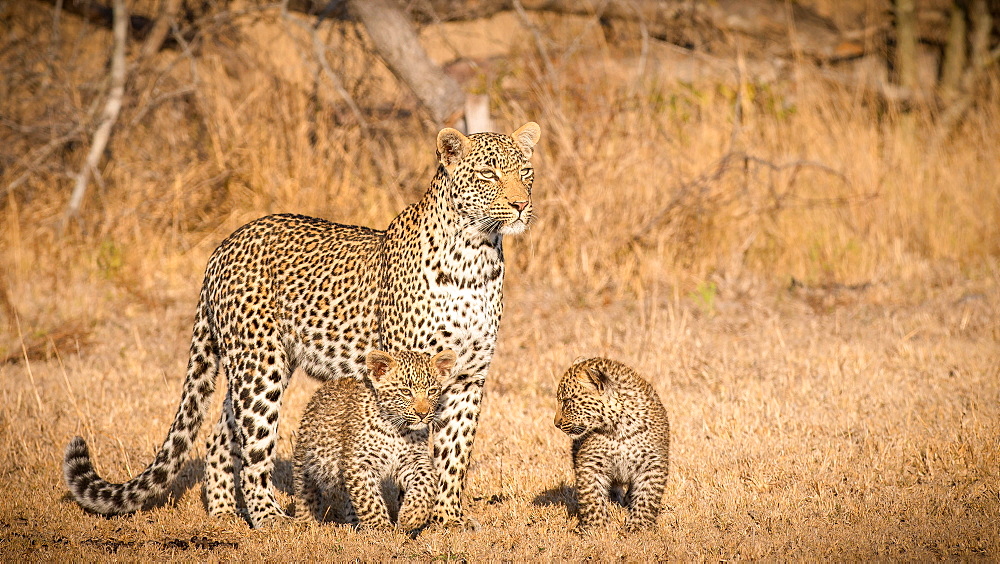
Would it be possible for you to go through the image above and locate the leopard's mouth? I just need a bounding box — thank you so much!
[407,420,430,432]
[500,217,529,235]
[559,425,587,437]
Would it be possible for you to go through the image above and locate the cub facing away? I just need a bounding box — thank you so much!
[554,358,670,533]
[293,349,455,532]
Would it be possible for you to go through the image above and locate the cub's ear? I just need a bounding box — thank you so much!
[582,365,612,394]
[366,350,397,382]
[437,127,470,172]
[431,349,457,380]
[511,122,541,158]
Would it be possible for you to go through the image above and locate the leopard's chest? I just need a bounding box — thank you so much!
[577,428,659,482]
[377,233,504,374]
[424,244,503,370]
[357,421,426,468]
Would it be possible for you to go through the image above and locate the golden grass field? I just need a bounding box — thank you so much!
[2,1,998,560]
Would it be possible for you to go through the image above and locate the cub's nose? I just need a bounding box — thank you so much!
[413,396,431,419]
[509,200,528,212]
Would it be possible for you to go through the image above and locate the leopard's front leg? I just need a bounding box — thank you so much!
[431,373,484,527]
[396,448,436,531]
[344,465,393,530]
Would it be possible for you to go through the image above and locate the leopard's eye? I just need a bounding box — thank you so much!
[519,166,533,180]
[476,169,499,182]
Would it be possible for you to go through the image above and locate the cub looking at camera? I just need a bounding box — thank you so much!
[293,349,454,531]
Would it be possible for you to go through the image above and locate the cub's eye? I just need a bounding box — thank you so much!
[519,167,533,179]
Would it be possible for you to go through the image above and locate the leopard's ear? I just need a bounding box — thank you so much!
[431,349,457,380]
[511,122,541,158]
[366,350,397,382]
[437,127,470,172]
[582,365,612,394]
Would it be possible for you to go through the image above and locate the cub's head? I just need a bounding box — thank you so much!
[366,349,456,432]
[436,122,541,235]
[554,360,620,438]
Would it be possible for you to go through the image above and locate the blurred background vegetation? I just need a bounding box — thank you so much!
[1,0,998,359]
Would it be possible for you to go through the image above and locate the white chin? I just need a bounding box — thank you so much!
[501,221,527,235]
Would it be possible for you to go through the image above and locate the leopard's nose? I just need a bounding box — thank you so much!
[509,200,528,212]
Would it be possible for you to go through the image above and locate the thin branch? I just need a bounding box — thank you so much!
[512,0,557,82]
[126,85,197,128]
[928,24,1000,152]
[2,120,87,198]
[621,151,858,252]
[280,0,369,131]
[63,0,128,227]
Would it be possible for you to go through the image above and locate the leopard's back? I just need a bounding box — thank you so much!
[554,358,670,532]
[204,213,384,380]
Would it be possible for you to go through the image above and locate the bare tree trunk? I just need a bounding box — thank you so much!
[968,0,994,70]
[939,1,967,100]
[64,0,127,225]
[139,0,181,61]
[894,0,919,93]
[927,1,1000,152]
[348,0,465,127]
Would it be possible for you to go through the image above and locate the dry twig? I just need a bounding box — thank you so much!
[622,151,860,252]
[62,0,128,227]
[138,0,181,61]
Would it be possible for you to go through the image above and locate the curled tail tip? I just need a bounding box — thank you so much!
[65,435,88,454]
[61,436,131,516]
[63,436,93,485]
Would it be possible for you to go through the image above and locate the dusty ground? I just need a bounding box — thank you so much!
[2,271,997,560]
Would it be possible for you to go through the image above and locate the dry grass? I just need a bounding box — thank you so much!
[1,2,999,560]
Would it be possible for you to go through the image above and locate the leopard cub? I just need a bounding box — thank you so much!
[554,358,670,533]
[293,349,455,532]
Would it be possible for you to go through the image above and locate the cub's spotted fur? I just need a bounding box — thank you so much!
[554,358,670,533]
[63,123,540,528]
[293,350,453,531]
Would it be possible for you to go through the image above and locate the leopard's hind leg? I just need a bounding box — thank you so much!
[623,465,666,532]
[222,338,295,528]
[205,391,241,518]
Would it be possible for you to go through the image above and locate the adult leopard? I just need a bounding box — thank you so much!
[63,122,541,528]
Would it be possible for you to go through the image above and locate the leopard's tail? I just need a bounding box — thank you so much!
[63,293,219,515]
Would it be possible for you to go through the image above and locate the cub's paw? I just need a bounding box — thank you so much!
[430,514,481,532]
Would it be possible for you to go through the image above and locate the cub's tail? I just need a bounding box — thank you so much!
[63,297,218,516]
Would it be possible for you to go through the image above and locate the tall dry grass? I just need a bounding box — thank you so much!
[1,2,998,560]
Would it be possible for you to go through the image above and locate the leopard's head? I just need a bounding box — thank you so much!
[367,349,455,432]
[436,122,541,235]
[554,359,620,438]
